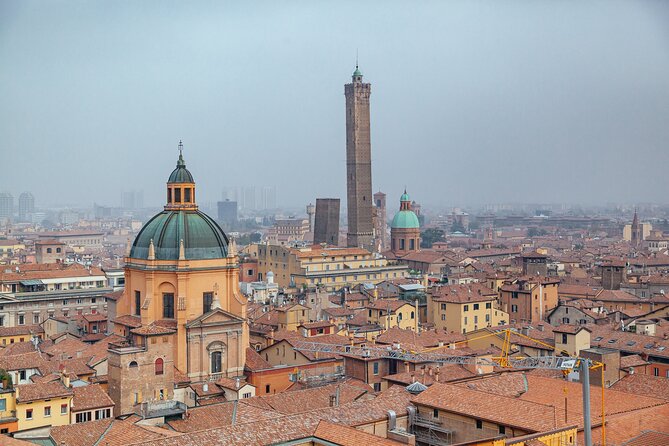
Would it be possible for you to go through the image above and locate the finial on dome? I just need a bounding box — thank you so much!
[179,238,185,260]
[228,237,237,258]
[148,239,155,260]
[177,140,185,167]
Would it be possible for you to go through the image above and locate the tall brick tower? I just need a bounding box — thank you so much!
[345,65,374,250]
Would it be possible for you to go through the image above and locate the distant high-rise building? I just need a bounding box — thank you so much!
[345,65,374,250]
[373,191,387,251]
[18,192,35,222]
[217,200,238,228]
[122,190,144,210]
[260,186,277,210]
[222,187,238,202]
[314,198,340,246]
[0,192,14,219]
[242,186,256,210]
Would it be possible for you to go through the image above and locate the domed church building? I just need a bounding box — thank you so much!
[112,143,248,386]
[390,190,421,256]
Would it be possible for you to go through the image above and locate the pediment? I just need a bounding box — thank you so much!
[186,307,245,328]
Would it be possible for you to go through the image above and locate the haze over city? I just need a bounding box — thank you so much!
[2,0,669,209]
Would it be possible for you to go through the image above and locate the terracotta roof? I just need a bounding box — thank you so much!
[558,283,602,297]
[50,418,174,446]
[174,366,191,386]
[611,373,669,400]
[366,299,413,312]
[42,337,91,360]
[299,320,335,329]
[412,382,559,432]
[130,323,177,336]
[103,289,124,301]
[621,431,669,446]
[431,283,497,303]
[72,383,115,412]
[375,327,466,348]
[596,289,669,304]
[113,314,142,328]
[552,324,591,335]
[0,340,38,356]
[313,420,404,445]
[292,247,370,259]
[16,380,73,403]
[166,399,276,433]
[590,403,669,445]
[0,262,105,282]
[619,354,650,369]
[141,385,412,446]
[0,324,44,337]
[244,347,272,371]
[0,351,51,372]
[257,381,368,414]
[82,313,107,322]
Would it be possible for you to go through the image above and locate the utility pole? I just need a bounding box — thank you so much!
[581,359,592,446]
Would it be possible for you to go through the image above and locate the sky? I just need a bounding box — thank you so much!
[1,0,669,211]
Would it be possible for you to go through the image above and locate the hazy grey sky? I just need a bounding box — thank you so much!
[2,1,668,210]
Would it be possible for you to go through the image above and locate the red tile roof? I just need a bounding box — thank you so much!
[72,383,115,412]
[16,380,73,403]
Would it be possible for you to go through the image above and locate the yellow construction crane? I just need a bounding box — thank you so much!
[293,328,606,446]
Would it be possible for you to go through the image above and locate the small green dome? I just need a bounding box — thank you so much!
[353,66,362,77]
[168,154,194,183]
[391,210,420,229]
[130,210,228,260]
[400,192,410,202]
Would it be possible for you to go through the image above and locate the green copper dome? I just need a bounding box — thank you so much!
[168,154,194,183]
[391,210,420,229]
[130,210,228,260]
[400,192,410,202]
[353,66,362,77]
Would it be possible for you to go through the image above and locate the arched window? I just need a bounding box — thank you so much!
[207,341,226,375]
[129,361,138,368]
[398,313,403,321]
[47,248,52,253]
[155,358,164,375]
[211,351,222,374]
[411,311,415,319]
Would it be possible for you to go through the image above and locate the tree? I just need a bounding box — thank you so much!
[451,221,466,233]
[527,227,548,237]
[421,228,444,248]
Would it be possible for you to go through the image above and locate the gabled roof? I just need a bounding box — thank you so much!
[72,383,115,412]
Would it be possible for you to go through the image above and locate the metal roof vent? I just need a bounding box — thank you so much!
[406,381,428,394]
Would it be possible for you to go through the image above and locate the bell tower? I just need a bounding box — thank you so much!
[345,65,374,250]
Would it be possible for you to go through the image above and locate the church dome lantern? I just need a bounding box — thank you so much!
[129,142,229,261]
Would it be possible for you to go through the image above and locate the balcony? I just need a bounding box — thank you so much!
[136,400,187,419]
